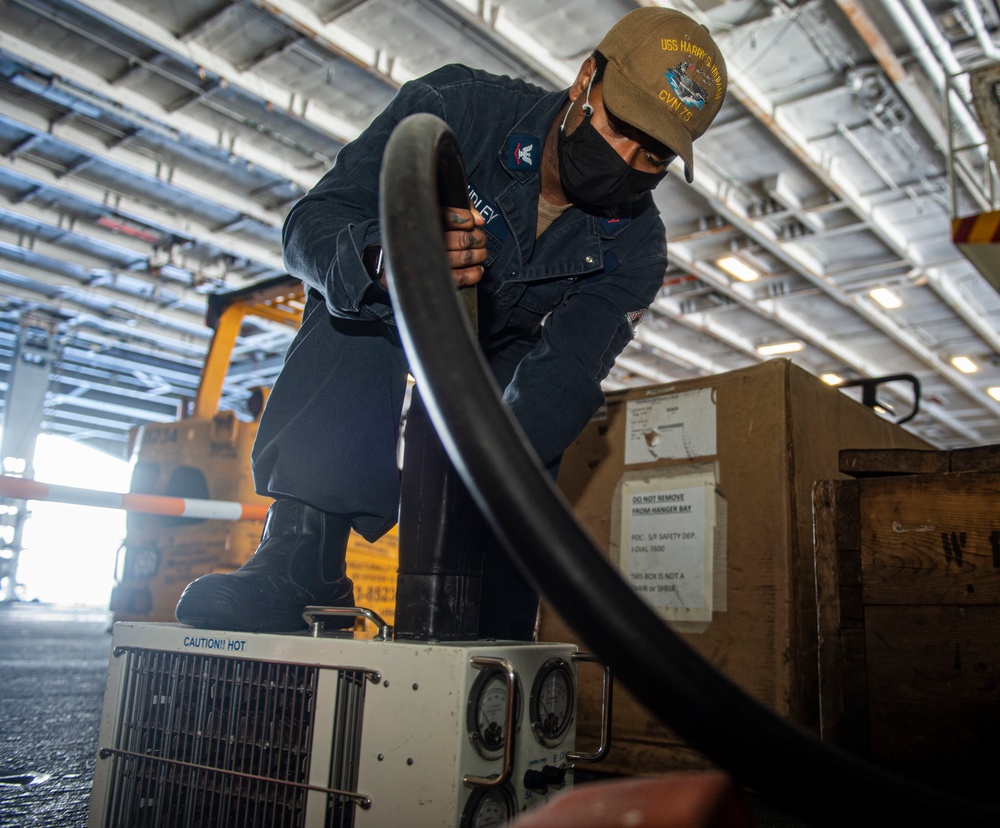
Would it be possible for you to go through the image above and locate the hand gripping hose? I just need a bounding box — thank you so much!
[378,112,1000,827]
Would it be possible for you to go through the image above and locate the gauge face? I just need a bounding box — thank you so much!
[460,785,516,828]
[467,668,516,759]
[530,658,575,747]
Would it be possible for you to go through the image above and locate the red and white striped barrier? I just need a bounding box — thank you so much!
[0,476,269,521]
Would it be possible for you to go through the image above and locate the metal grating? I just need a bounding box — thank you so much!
[98,647,367,828]
[328,670,367,828]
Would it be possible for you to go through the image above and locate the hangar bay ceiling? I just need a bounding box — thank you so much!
[1,0,999,458]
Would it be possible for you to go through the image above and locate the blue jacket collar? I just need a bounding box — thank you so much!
[500,89,566,177]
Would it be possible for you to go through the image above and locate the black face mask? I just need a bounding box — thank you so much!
[558,101,668,209]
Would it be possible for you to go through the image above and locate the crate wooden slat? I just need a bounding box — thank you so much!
[840,443,1000,477]
[814,478,869,756]
[839,448,950,478]
[859,472,1000,605]
[865,603,1000,768]
[815,468,1000,779]
[951,444,1000,473]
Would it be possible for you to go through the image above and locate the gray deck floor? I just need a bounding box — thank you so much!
[0,604,111,828]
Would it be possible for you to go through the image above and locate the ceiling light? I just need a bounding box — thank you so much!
[950,356,978,374]
[757,341,804,356]
[869,287,902,309]
[988,387,1000,402]
[717,256,759,282]
[2,457,26,474]
[821,373,843,385]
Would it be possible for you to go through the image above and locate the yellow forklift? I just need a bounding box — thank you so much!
[109,275,397,628]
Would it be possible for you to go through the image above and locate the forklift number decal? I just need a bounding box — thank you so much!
[357,585,395,605]
[145,427,179,445]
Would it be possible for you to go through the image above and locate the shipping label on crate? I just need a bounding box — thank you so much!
[624,388,716,464]
[618,472,717,623]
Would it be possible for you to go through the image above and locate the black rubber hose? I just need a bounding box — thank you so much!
[389,120,488,641]
[378,113,1000,827]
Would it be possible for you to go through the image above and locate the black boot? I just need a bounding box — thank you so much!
[175,499,355,633]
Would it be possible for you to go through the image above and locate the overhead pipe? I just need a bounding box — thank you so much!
[962,0,1000,62]
[902,0,971,75]
[836,0,991,215]
[878,0,1000,362]
[880,0,988,163]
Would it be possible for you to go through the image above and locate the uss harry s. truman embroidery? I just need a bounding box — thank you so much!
[657,35,725,123]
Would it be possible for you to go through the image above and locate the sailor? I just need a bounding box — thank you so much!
[176,7,728,639]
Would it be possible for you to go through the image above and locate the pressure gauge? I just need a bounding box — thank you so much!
[460,784,516,828]
[529,657,575,747]
[467,667,518,760]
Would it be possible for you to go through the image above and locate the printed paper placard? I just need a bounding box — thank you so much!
[619,472,716,622]
[624,388,716,464]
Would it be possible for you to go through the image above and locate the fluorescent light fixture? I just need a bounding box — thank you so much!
[869,287,902,309]
[821,373,843,385]
[757,341,804,356]
[951,356,978,374]
[717,255,759,282]
[988,386,1000,402]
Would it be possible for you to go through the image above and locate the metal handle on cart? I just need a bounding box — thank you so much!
[463,657,517,788]
[302,605,394,640]
[837,373,921,425]
[567,652,613,764]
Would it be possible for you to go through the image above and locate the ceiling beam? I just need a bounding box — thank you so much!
[0,106,287,230]
[0,256,210,339]
[70,0,363,144]
[0,28,325,188]
[0,154,286,273]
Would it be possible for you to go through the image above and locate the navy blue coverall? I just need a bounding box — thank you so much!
[252,65,668,636]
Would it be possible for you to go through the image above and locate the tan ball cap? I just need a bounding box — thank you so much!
[597,7,728,183]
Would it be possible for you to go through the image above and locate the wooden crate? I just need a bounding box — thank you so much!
[814,452,1000,782]
[544,360,930,773]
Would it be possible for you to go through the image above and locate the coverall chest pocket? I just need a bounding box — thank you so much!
[480,222,509,268]
[517,277,577,315]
